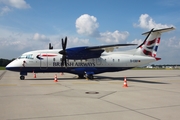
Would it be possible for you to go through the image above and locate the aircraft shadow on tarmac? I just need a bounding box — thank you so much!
[94,75,174,84]
[25,76,79,81]
[24,75,176,84]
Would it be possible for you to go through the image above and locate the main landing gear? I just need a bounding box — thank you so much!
[20,75,25,80]
[78,73,94,80]
[85,74,94,80]
[84,72,94,80]
[78,74,85,79]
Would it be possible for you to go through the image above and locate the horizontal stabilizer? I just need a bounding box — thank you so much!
[136,27,175,57]
[142,27,175,35]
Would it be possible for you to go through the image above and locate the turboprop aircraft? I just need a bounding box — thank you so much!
[6,27,175,80]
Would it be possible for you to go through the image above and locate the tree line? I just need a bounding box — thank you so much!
[0,58,15,67]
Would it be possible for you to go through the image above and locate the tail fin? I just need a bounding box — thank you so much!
[136,27,175,58]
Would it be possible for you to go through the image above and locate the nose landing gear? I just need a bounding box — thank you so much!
[20,75,25,80]
[20,71,27,80]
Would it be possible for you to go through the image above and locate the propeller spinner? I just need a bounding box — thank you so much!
[59,37,67,67]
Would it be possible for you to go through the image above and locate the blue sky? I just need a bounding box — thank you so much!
[0,0,180,64]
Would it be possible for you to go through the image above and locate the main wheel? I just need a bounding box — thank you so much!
[78,74,85,79]
[88,75,94,80]
[20,75,25,80]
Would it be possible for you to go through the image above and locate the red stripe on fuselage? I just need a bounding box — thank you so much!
[41,54,57,57]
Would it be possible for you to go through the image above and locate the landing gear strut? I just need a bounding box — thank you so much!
[20,71,27,80]
[20,75,25,80]
[86,74,94,80]
[78,74,85,79]
[85,72,94,80]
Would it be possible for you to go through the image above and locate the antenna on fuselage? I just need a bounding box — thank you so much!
[49,43,53,50]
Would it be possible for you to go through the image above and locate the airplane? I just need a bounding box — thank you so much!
[6,27,175,80]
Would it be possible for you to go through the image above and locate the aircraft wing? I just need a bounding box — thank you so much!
[86,44,137,52]
[66,44,137,59]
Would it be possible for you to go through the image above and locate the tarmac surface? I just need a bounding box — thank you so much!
[0,70,180,120]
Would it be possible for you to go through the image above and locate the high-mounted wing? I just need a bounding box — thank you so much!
[86,44,137,52]
[59,37,137,61]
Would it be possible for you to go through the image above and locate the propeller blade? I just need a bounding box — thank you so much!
[59,37,68,67]
[64,36,67,49]
[61,55,67,67]
[61,60,64,66]
[64,58,67,67]
[61,38,64,50]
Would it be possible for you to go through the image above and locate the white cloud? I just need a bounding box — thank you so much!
[155,36,180,64]
[76,14,99,37]
[134,14,174,30]
[165,36,180,48]
[0,26,92,59]
[76,14,129,44]
[0,28,52,53]
[0,0,30,9]
[98,31,129,44]
[67,37,90,47]
[130,39,143,45]
[33,33,50,42]
[0,29,32,51]
[49,36,90,49]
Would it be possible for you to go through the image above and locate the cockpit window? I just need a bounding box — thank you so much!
[18,54,34,59]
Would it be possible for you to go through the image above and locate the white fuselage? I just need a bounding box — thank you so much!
[6,49,156,75]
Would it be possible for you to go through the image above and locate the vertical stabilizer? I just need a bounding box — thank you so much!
[136,27,175,58]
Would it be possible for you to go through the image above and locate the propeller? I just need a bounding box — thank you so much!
[59,37,67,67]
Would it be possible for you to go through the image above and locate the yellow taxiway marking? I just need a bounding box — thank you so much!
[30,84,60,86]
[108,81,122,84]
[0,84,17,86]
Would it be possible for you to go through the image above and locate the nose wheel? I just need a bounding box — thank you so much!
[20,75,25,80]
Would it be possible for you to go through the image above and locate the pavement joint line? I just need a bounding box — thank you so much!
[136,104,180,111]
[100,99,160,120]
[0,71,6,80]
[7,109,136,120]
[135,85,180,94]
[98,91,117,99]
[45,89,73,95]
[0,94,45,97]
[57,83,73,89]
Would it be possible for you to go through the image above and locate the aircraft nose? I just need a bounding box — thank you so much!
[6,60,19,71]
[6,63,12,70]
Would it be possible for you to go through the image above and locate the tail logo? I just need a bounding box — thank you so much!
[142,37,160,57]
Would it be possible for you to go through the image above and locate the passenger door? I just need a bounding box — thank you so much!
[40,53,48,70]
